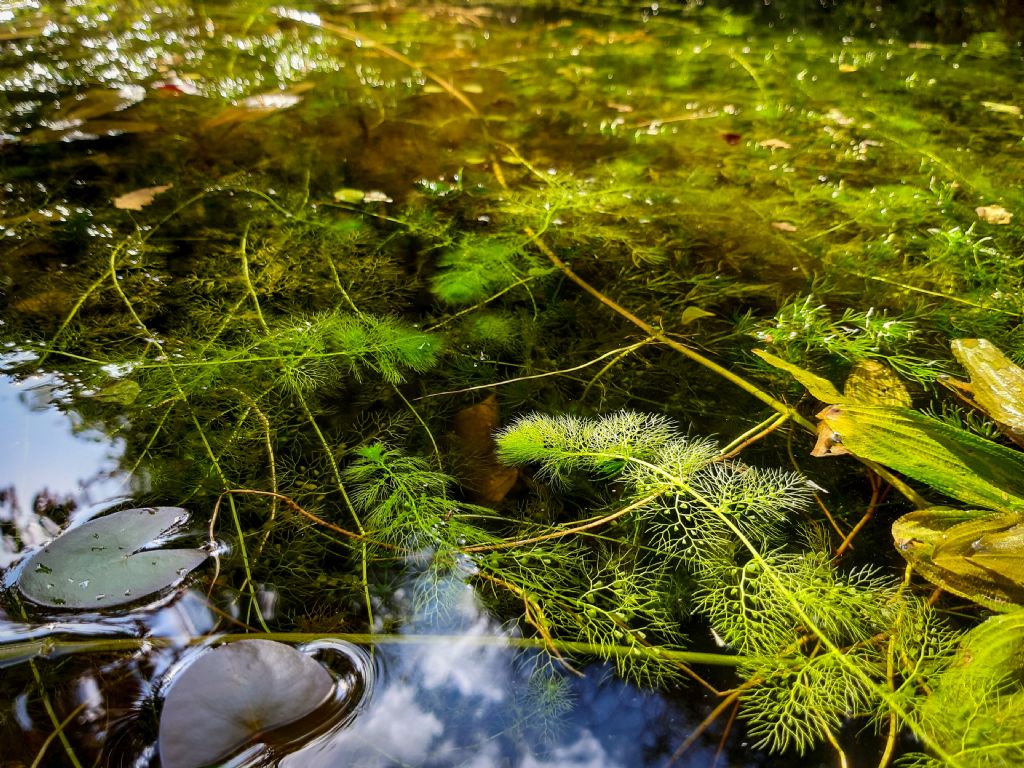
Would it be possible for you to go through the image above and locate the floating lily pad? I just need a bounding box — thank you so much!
[159,639,335,768]
[17,506,207,609]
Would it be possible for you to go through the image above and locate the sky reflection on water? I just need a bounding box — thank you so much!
[0,371,128,566]
[285,570,717,768]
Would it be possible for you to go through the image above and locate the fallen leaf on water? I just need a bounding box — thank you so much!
[680,305,715,325]
[51,85,147,126]
[453,393,519,506]
[201,82,314,131]
[23,85,150,143]
[976,204,1013,225]
[759,138,792,150]
[981,101,1021,116]
[114,184,172,210]
[75,119,160,135]
[333,188,365,204]
[771,221,797,232]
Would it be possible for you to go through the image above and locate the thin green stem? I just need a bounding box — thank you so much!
[239,222,270,333]
[392,386,443,469]
[29,661,83,768]
[295,392,374,631]
[106,239,269,632]
[29,702,87,768]
[2,631,755,669]
[530,235,816,432]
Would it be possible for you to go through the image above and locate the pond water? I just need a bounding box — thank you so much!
[2,1,1023,766]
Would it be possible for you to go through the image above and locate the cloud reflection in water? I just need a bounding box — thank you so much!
[285,567,712,768]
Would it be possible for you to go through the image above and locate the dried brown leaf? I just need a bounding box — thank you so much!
[976,204,1013,225]
[453,394,519,505]
[113,184,173,211]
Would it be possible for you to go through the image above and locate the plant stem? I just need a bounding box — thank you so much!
[1,630,755,670]
[527,230,817,431]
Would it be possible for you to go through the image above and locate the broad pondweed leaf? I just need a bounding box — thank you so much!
[842,359,911,406]
[752,349,843,403]
[893,508,1024,612]
[200,82,314,131]
[949,338,1024,447]
[86,378,141,404]
[917,611,1024,766]
[22,84,151,143]
[814,404,1024,514]
[17,506,207,609]
[755,349,911,407]
[159,640,335,768]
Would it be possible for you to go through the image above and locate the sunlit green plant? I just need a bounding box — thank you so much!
[747,296,945,383]
[495,411,958,757]
[431,235,539,305]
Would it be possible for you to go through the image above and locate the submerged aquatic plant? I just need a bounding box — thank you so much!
[3,1,1024,766]
[496,411,960,758]
[431,235,542,306]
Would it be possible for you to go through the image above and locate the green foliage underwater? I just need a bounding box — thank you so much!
[2,0,1024,766]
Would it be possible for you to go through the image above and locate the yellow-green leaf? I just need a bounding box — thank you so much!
[816,404,1024,514]
[893,508,1024,611]
[753,349,843,403]
[920,612,1024,766]
[843,360,911,406]
[951,338,1024,445]
[680,306,715,325]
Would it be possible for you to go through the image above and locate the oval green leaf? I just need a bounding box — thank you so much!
[893,507,1024,611]
[921,612,1024,765]
[17,506,207,609]
[842,360,911,407]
